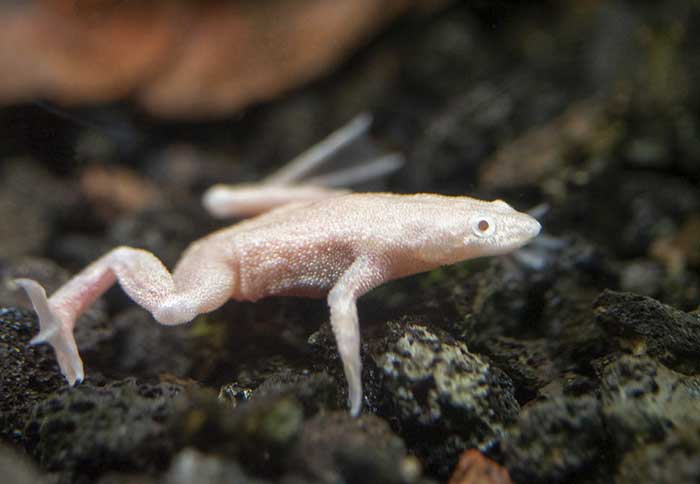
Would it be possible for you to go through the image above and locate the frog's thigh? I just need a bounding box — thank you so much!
[169,251,236,317]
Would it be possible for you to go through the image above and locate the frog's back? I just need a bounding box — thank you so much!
[246,192,452,228]
[200,192,462,261]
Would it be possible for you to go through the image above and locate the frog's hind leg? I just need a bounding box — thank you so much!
[201,113,403,219]
[304,153,404,188]
[264,112,373,186]
[15,246,235,385]
[264,112,403,189]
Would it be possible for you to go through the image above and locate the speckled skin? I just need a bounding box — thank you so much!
[16,192,540,416]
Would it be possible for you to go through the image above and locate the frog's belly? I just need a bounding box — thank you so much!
[237,242,355,301]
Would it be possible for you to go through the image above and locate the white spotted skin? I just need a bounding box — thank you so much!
[204,193,540,297]
[16,192,540,417]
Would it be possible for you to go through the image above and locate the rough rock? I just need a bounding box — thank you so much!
[290,412,430,484]
[100,307,195,380]
[476,337,556,401]
[502,396,607,484]
[175,386,433,483]
[372,322,519,478]
[173,386,304,477]
[599,355,700,453]
[25,378,184,475]
[616,424,700,484]
[532,237,616,374]
[470,259,537,339]
[0,307,69,443]
[594,290,700,373]
[251,369,343,416]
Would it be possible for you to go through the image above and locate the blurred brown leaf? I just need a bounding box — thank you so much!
[448,450,513,484]
[0,0,445,118]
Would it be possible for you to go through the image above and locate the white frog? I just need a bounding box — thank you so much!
[15,114,541,416]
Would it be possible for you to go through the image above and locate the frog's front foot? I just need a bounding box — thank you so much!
[14,278,84,385]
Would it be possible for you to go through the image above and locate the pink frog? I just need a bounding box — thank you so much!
[15,114,540,415]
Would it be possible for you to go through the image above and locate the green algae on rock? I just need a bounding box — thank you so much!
[374,322,519,478]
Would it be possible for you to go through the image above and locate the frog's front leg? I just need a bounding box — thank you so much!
[327,255,389,416]
[15,246,235,385]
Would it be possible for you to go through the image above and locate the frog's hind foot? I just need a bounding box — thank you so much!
[13,278,84,385]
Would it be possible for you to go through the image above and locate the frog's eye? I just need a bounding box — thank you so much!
[472,216,495,237]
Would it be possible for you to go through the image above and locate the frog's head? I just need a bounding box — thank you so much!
[419,196,541,265]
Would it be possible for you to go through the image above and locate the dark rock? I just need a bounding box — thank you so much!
[174,386,304,478]
[407,256,543,345]
[290,412,430,484]
[476,337,556,402]
[24,378,184,475]
[616,424,700,484]
[99,307,194,380]
[219,368,342,417]
[175,385,433,483]
[0,307,67,443]
[502,396,608,484]
[599,355,700,453]
[532,238,617,373]
[471,236,615,354]
[536,372,598,401]
[442,237,613,404]
[307,322,351,395]
[594,290,700,373]
[470,259,537,339]
[251,369,343,416]
[371,322,519,478]
[90,299,314,387]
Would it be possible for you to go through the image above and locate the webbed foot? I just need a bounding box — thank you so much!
[14,278,84,385]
